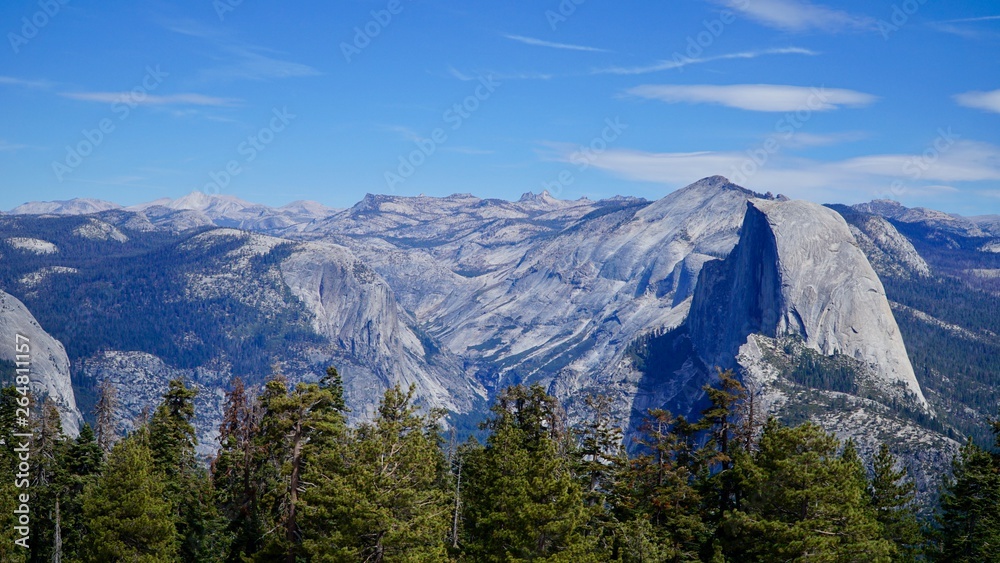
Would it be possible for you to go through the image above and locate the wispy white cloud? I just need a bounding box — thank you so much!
[447,66,475,81]
[165,20,320,81]
[593,47,817,75]
[492,71,552,81]
[446,66,550,81]
[785,131,869,148]
[929,23,985,39]
[379,125,423,143]
[0,140,29,152]
[709,0,874,32]
[954,89,1000,114]
[940,15,1000,23]
[550,140,1000,202]
[503,34,611,53]
[443,146,495,155]
[625,84,877,112]
[929,15,1000,38]
[449,47,813,83]
[0,76,55,89]
[210,46,321,81]
[60,92,239,106]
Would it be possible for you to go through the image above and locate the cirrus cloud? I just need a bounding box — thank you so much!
[625,84,877,112]
[709,0,874,33]
[60,92,240,106]
[954,89,1000,114]
[503,34,611,53]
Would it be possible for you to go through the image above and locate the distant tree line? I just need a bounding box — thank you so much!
[0,368,998,562]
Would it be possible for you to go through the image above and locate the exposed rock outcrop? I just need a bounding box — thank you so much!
[689,199,928,408]
[0,290,82,434]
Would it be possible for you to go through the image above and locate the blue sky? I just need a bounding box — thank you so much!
[1,0,999,215]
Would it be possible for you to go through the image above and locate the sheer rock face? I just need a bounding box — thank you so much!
[689,199,928,408]
[0,290,82,434]
[280,240,484,418]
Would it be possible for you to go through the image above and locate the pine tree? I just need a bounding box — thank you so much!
[696,369,746,539]
[213,377,265,561]
[28,398,68,563]
[247,375,296,562]
[840,439,867,492]
[577,393,623,501]
[302,384,451,561]
[611,408,706,563]
[57,424,104,561]
[575,393,623,555]
[462,384,601,562]
[254,368,349,562]
[148,378,226,562]
[935,438,1000,562]
[723,419,893,562]
[79,430,178,562]
[869,444,922,561]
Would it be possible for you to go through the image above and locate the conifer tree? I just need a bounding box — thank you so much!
[246,375,295,562]
[723,420,893,562]
[79,430,178,562]
[148,378,226,562]
[869,444,922,562]
[575,393,623,555]
[578,393,623,501]
[611,408,706,563]
[213,377,265,561]
[695,369,747,536]
[935,438,1000,562]
[462,384,601,562]
[302,383,451,561]
[254,368,349,562]
[28,398,68,563]
[57,424,104,561]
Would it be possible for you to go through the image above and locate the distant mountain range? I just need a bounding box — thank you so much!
[7,192,340,233]
[3,178,1000,497]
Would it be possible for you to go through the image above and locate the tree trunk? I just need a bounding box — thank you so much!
[452,456,462,549]
[286,418,302,563]
[52,497,61,563]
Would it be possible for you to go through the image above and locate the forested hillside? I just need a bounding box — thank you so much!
[1,369,996,562]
